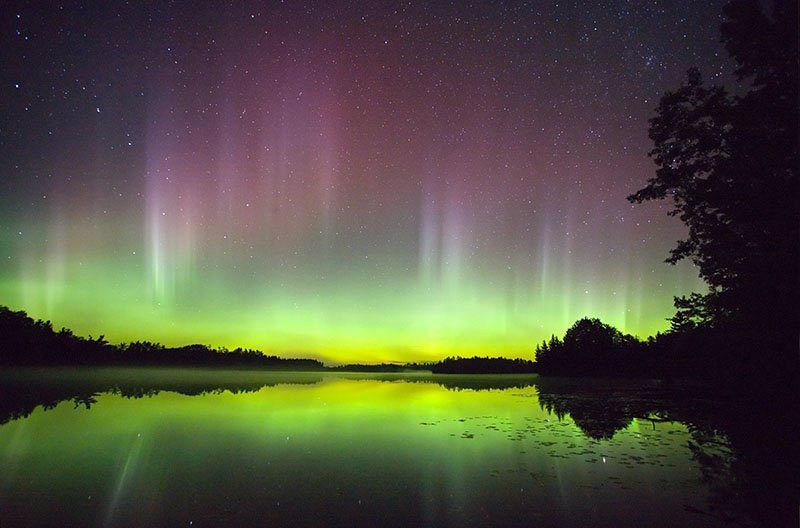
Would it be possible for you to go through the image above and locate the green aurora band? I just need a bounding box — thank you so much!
[0,210,702,363]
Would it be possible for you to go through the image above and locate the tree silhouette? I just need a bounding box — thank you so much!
[534,318,649,376]
[430,356,536,374]
[627,0,798,380]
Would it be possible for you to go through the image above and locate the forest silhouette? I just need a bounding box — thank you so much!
[0,306,324,370]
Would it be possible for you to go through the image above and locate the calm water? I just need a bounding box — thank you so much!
[0,369,783,527]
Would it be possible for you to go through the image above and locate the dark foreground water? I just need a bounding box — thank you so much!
[0,369,793,527]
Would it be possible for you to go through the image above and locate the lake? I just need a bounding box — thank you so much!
[0,368,789,527]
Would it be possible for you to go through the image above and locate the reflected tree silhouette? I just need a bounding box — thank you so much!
[0,369,324,424]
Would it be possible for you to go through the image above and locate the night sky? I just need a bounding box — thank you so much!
[0,1,732,362]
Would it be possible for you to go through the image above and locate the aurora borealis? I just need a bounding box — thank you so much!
[0,1,732,363]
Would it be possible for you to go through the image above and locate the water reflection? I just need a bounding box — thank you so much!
[0,368,325,424]
[0,369,793,527]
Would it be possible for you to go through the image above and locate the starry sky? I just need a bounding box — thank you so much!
[0,1,732,363]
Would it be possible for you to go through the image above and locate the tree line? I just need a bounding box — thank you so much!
[0,306,324,370]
